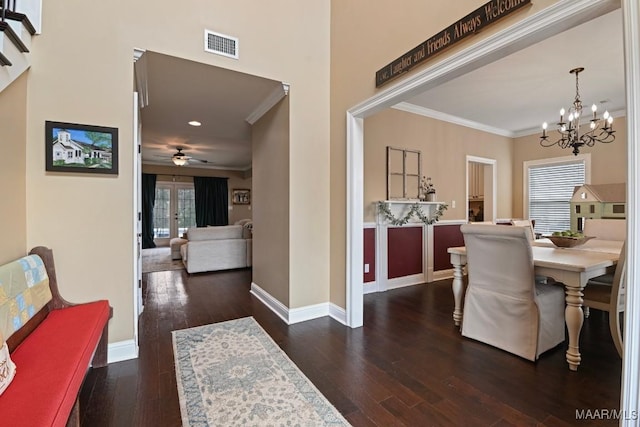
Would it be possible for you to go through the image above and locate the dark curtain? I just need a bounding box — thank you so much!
[141,173,157,248]
[193,176,229,226]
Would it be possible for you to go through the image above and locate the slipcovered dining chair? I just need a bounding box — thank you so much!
[460,224,566,361]
[510,219,553,285]
[583,241,626,357]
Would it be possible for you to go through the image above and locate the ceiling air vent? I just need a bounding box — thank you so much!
[204,30,239,59]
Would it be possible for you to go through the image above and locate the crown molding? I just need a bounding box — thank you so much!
[245,83,290,125]
[393,102,515,138]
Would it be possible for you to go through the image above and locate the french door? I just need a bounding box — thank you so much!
[153,183,196,246]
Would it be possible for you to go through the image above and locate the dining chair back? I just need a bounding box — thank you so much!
[460,224,566,361]
[510,219,535,241]
[583,241,626,357]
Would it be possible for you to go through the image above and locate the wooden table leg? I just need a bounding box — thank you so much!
[450,253,465,327]
[564,284,585,371]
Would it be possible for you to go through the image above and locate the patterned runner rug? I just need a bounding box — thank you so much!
[141,247,184,273]
[172,317,350,426]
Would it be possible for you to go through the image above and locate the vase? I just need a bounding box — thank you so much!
[426,193,436,202]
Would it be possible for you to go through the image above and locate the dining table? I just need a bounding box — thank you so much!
[448,239,622,371]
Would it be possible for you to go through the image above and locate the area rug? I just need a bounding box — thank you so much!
[172,317,350,426]
[141,247,184,273]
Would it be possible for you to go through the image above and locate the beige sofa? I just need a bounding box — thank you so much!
[180,225,252,273]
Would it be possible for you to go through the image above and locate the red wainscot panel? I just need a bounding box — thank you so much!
[433,223,465,271]
[364,228,376,283]
[388,226,423,279]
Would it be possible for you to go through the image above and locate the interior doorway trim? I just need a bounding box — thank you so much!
[621,0,640,421]
[346,0,639,417]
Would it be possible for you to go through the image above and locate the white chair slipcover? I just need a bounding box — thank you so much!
[460,224,566,361]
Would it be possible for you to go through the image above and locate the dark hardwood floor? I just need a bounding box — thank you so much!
[79,269,622,426]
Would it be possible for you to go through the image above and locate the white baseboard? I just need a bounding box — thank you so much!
[433,268,454,281]
[363,281,378,294]
[251,282,346,325]
[250,282,289,323]
[290,302,330,324]
[107,339,138,364]
[386,273,426,290]
[329,303,347,325]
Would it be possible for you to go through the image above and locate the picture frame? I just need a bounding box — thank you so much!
[232,189,251,205]
[45,121,119,175]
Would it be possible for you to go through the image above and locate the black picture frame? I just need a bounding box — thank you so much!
[45,121,119,175]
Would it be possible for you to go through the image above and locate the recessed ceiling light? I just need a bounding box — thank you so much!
[188,121,202,127]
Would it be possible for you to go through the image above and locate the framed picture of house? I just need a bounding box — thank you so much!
[232,189,251,205]
[45,121,119,174]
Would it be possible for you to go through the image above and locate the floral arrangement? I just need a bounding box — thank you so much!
[420,176,436,194]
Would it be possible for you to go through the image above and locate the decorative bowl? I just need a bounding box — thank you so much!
[545,235,594,248]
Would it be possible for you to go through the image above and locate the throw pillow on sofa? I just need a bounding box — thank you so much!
[0,331,16,395]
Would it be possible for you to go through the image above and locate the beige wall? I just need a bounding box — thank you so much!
[252,99,290,305]
[0,73,27,264]
[512,116,628,218]
[330,0,560,308]
[25,0,331,343]
[364,109,513,222]
[142,165,252,224]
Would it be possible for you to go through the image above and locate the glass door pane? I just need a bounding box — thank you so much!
[153,186,171,245]
[177,186,196,236]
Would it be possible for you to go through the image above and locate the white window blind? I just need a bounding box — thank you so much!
[528,162,585,234]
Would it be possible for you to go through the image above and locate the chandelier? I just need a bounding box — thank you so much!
[540,67,615,155]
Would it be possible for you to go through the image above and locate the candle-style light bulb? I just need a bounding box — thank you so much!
[542,122,547,137]
[568,113,574,122]
[591,104,597,119]
[560,108,565,122]
[608,116,614,131]
[590,121,596,129]
[603,110,610,120]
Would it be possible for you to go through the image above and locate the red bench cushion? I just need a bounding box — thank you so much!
[0,300,110,427]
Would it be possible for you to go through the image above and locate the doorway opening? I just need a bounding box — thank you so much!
[466,156,496,223]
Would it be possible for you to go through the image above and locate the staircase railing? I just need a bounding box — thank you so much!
[1,0,17,23]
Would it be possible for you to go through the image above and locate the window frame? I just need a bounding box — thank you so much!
[386,146,422,200]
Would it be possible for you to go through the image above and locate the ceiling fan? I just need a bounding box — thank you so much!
[170,147,208,166]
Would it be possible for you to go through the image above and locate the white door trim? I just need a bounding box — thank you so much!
[621,0,640,422]
[466,156,497,223]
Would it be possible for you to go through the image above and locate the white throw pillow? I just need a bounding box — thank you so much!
[0,340,16,395]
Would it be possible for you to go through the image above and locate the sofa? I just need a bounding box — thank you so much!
[180,224,252,273]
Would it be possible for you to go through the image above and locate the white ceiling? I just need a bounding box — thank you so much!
[401,8,625,137]
[139,8,624,170]
[139,51,283,170]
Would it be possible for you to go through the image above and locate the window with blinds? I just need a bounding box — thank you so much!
[528,161,585,234]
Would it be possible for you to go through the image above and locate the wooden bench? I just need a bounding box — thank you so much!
[0,246,112,427]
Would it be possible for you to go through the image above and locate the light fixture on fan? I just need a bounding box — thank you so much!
[540,67,615,155]
[172,148,189,166]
